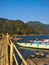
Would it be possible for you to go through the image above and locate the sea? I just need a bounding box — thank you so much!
[14,35,49,65]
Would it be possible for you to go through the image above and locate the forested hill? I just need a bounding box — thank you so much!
[0,18,49,35]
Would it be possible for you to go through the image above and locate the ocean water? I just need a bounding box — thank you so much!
[14,35,49,65]
[16,35,49,42]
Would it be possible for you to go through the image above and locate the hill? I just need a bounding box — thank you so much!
[0,18,49,35]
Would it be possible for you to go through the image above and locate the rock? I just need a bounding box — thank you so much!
[46,55,49,57]
[21,56,49,65]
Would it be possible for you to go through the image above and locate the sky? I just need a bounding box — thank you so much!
[0,0,49,24]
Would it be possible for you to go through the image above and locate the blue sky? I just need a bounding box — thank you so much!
[0,0,49,24]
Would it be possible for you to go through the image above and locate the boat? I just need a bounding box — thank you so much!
[28,39,49,43]
[11,37,23,42]
[16,41,49,49]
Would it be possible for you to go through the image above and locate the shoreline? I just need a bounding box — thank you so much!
[11,34,49,37]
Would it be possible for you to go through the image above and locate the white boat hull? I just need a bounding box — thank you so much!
[17,43,49,49]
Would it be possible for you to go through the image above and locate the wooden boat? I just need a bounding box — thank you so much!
[11,37,23,42]
[16,42,49,49]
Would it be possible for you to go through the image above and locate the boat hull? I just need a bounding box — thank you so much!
[16,43,49,49]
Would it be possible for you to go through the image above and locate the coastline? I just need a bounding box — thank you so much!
[11,34,49,37]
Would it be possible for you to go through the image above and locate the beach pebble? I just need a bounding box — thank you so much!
[46,55,49,57]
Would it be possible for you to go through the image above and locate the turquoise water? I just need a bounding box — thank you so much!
[14,35,49,65]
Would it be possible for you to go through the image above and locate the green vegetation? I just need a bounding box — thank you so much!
[0,18,49,35]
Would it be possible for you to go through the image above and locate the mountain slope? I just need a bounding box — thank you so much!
[0,18,49,35]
